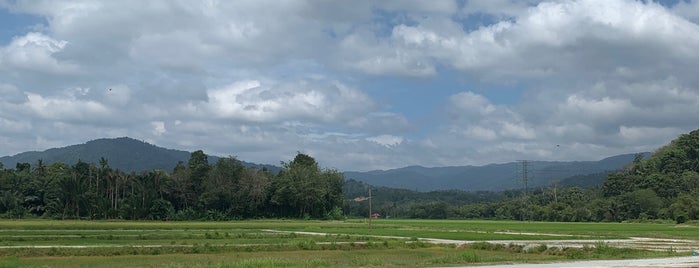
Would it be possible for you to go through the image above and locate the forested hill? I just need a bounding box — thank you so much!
[601,129,699,222]
[344,153,647,192]
[0,137,278,173]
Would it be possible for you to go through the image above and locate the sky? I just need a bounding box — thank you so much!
[1,0,699,172]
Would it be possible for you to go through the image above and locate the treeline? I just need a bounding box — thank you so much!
[0,152,344,220]
[343,179,510,219]
[343,179,603,221]
[346,129,699,223]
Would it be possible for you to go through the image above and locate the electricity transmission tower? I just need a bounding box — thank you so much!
[518,160,531,221]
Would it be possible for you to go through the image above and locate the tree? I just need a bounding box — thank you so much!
[602,173,637,197]
[167,161,194,210]
[51,170,88,219]
[271,153,344,218]
[616,189,663,220]
[15,163,30,173]
[200,157,244,213]
[235,168,272,217]
[668,193,699,223]
[187,150,210,199]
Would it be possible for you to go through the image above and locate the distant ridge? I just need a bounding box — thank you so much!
[344,153,649,192]
[0,137,277,173]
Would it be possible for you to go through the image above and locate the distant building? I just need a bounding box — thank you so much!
[371,213,381,219]
[353,196,370,202]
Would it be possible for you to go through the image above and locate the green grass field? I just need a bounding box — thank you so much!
[0,219,693,267]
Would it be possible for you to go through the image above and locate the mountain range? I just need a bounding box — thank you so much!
[344,153,647,191]
[0,137,645,191]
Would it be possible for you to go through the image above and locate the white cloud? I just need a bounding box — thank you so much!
[205,79,376,124]
[380,0,699,82]
[25,92,110,122]
[500,122,536,140]
[337,32,436,77]
[560,95,634,124]
[366,135,404,147]
[151,121,166,136]
[448,92,496,118]
[464,126,498,141]
[618,126,681,146]
[0,32,78,74]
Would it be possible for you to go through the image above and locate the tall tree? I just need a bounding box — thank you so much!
[236,168,272,217]
[200,157,244,213]
[187,150,210,199]
[271,153,344,218]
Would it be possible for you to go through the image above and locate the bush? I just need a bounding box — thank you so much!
[149,199,173,220]
[676,215,687,224]
[325,206,344,220]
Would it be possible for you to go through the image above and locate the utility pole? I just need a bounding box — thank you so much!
[368,188,372,230]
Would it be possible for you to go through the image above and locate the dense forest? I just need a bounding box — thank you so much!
[1,129,698,222]
[0,152,343,220]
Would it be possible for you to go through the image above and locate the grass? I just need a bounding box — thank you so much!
[353,219,699,239]
[0,248,571,268]
[0,219,691,267]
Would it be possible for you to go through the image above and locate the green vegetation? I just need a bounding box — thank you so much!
[0,152,342,221]
[0,219,685,267]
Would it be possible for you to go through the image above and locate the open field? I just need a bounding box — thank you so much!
[0,219,695,267]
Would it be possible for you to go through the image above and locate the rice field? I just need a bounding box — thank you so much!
[0,219,692,267]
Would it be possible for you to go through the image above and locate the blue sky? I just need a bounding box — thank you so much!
[1,0,699,171]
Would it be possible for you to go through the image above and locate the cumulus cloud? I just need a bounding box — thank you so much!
[336,32,437,77]
[0,32,78,74]
[25,92,109,122]
[205,79,376,124]
[366,135,404,147]
[1,0,699,171]
[372,0,699,83]
[151,121,166,136]
[448,92,496,119]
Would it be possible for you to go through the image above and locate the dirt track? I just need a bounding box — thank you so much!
[262,229,699,252]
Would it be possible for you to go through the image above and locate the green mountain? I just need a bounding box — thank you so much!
[0,137,277,173]
[344,153,648,192]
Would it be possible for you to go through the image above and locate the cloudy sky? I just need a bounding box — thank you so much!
[1,0,698,171]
